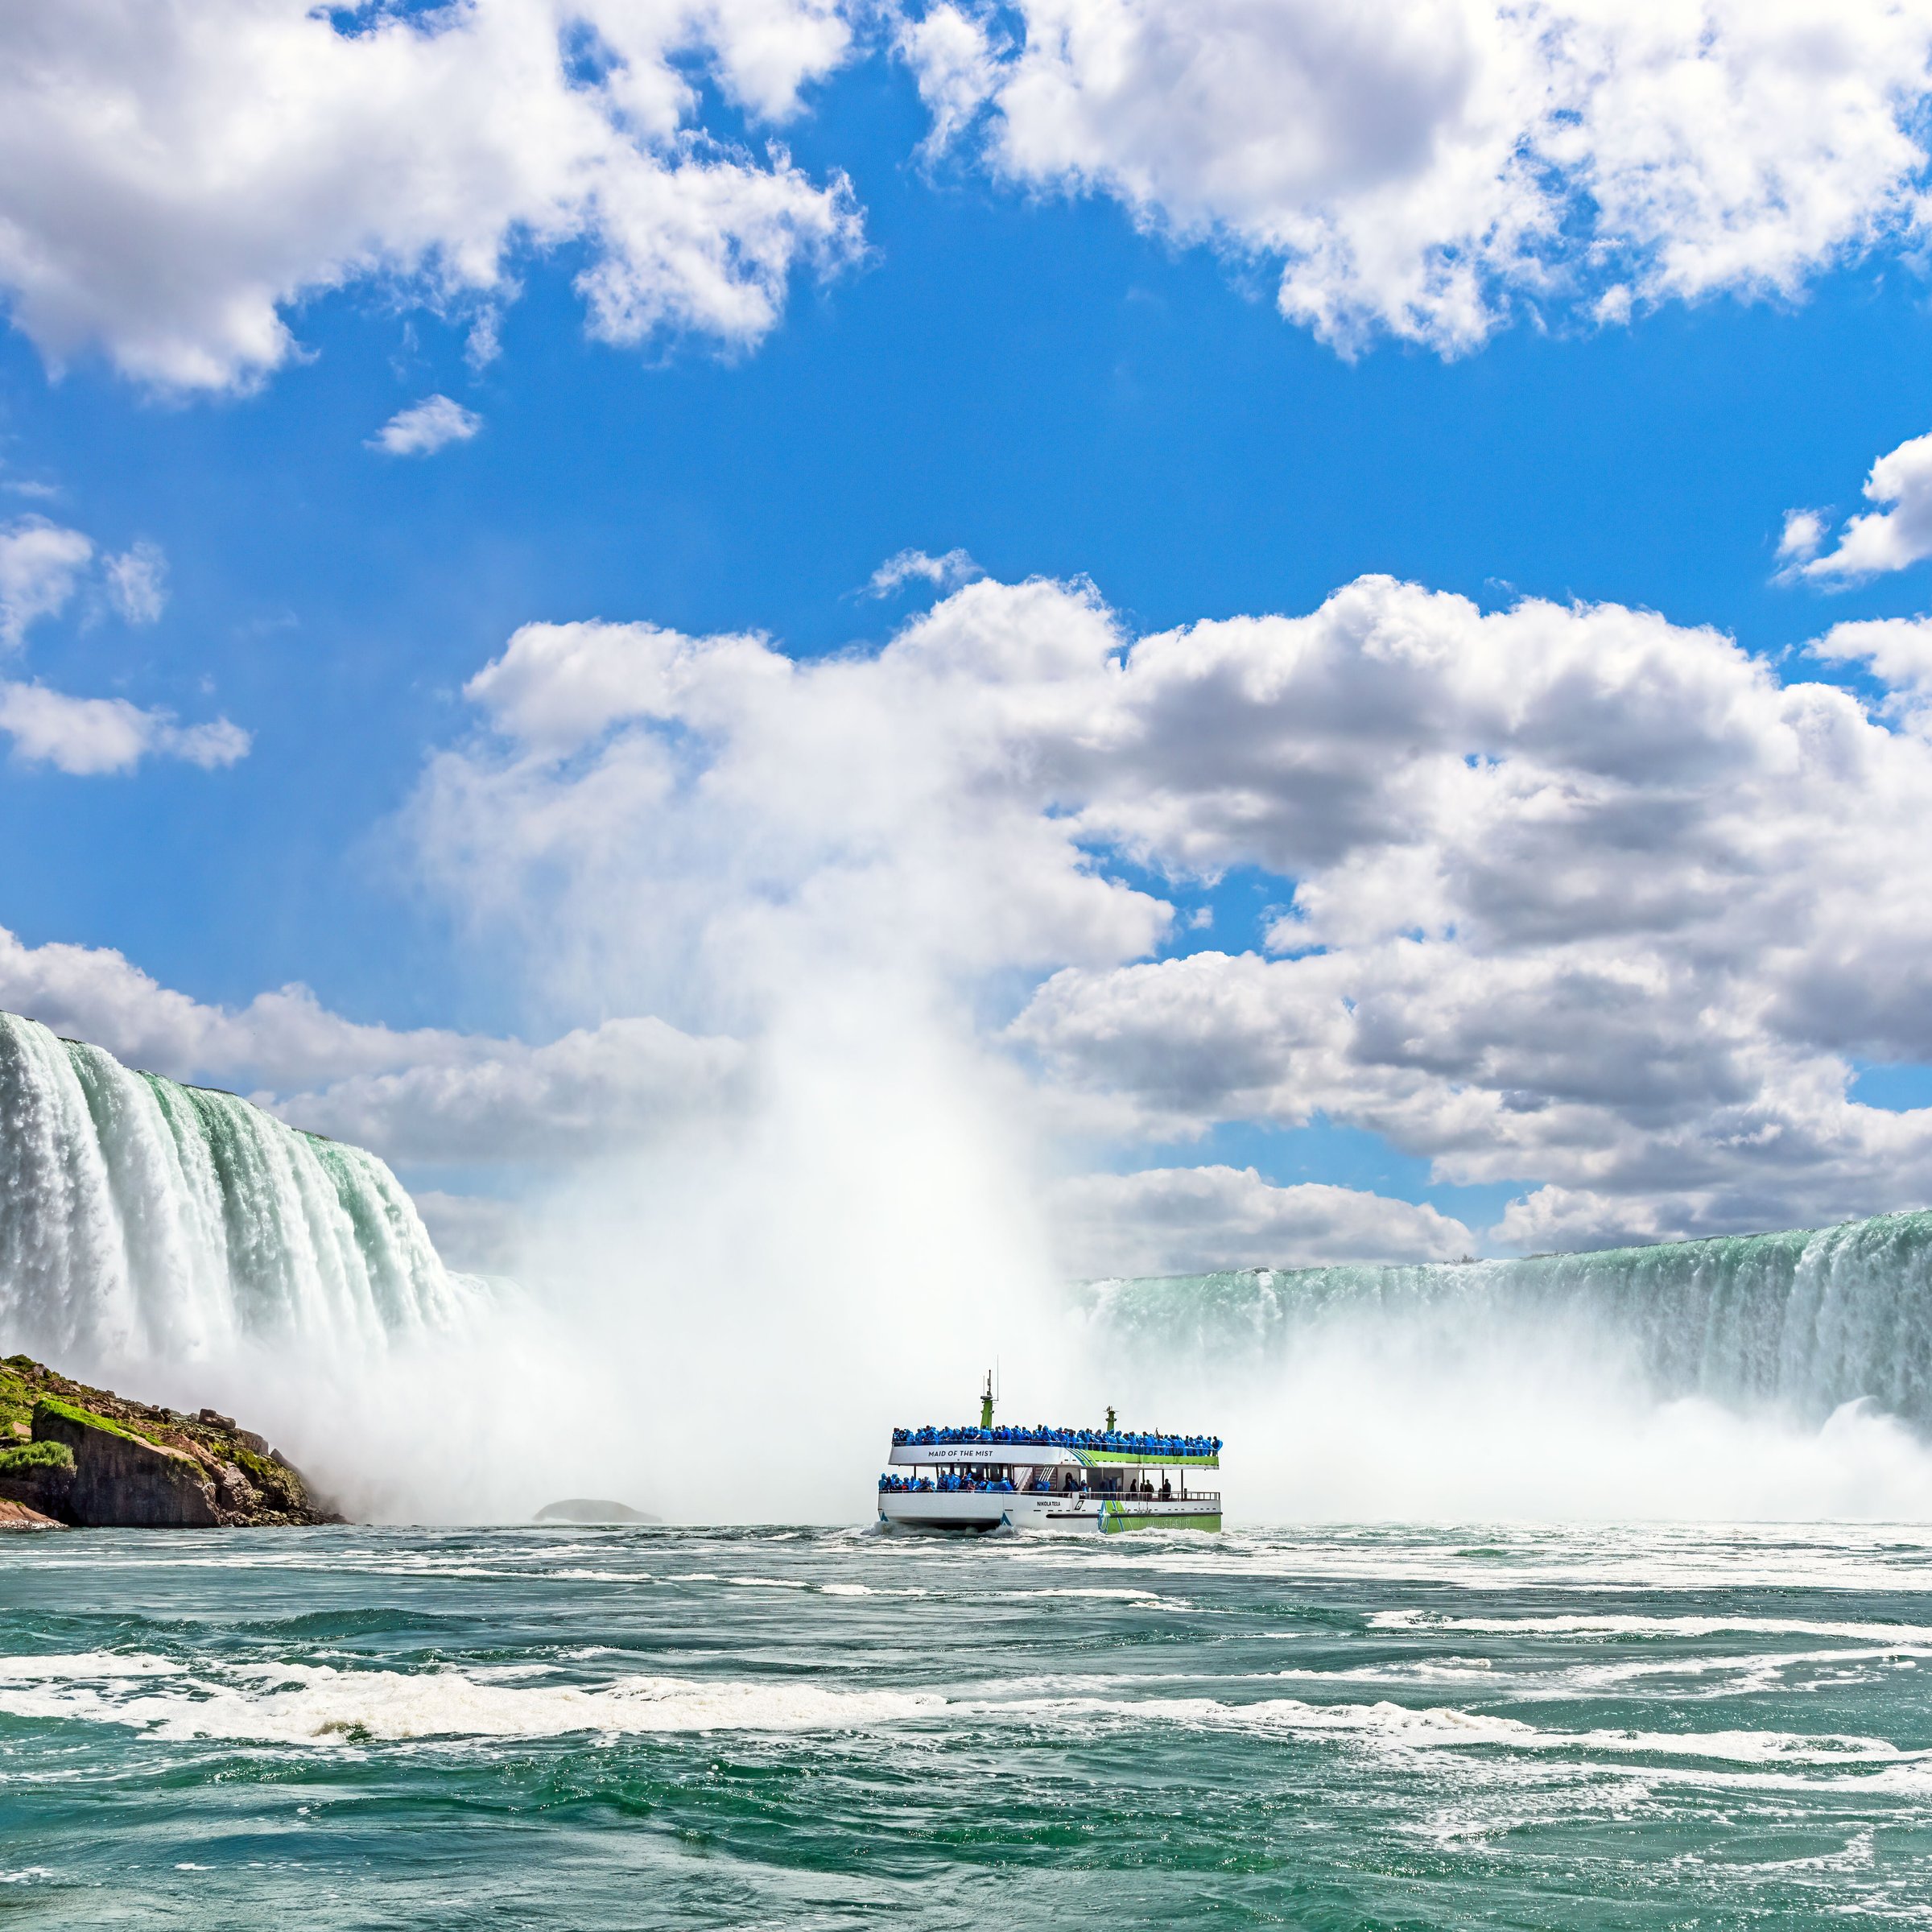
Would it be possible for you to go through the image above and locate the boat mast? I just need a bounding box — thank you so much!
[980,1369,995,1430]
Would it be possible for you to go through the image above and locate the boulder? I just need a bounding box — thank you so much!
[0,1496,62,1531]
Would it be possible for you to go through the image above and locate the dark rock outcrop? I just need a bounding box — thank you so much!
[31,1400,224,1526]
[0,1354,341,1528]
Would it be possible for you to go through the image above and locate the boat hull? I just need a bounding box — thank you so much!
[877,1491,1221,1535]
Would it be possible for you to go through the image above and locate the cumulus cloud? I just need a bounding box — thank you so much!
[0,683,247,774]
[0,923,744,1167]
[1814,614,1932,712]
[421,584,1171,1030]
[0,518,93,646]
[865,547,984,597]
[0,524,233,775]
[411,569,1932,1256]
[280,1017,747,1163]
[28,558,1932,1274]
[1799,428,1932,581]
[1050,1166,1475,1276]
[369,394,482,457]
[901,0,1932,355]
[1777,508,1827,567]
[0,0,861,391]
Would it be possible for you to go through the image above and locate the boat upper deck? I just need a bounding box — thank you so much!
[890,1423,1221,1468]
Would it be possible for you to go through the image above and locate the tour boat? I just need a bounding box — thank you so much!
[877,1375,1223,1534]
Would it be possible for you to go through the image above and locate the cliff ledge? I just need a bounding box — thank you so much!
[0,1355,340,1529]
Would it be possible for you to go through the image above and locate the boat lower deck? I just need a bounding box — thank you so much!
[877,1490,1222,1535]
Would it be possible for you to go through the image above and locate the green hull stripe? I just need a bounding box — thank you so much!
[1075,1449,1219,1468]
[1100,1510,1222,1534]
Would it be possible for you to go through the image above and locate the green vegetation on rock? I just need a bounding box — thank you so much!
[0,1352,342,1529]
[35,1393,148,1447]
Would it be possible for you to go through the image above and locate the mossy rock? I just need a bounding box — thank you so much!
[0,1349,341,1525]
[35,1393,149,1446]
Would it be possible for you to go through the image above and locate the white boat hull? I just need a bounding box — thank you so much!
[877,1491,1221,1535]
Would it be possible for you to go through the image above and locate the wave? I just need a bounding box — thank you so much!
[0,1655,945,1743]
[6,1653,1926,1778]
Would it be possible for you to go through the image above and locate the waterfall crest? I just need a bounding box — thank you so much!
[0,1009,475,1368]
[1087,1212,1932,1426]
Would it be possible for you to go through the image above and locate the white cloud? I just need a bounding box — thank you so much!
[1814,613,1932,709]
[0,523,234,777]
[1801,428,1932,581]
[0,522,175,644]
[902,0,1932,356]
[460,617,784,754]
[103,539,167,624]
[1050,1166,1475,1276]
[279,1017,747,1162]
[369,394,481,457]
[865,547,984,597]
[411,569,1932,1252]
[1777,508,1827,565]
[26,559,1932,1273]
[898,5,1005,155]
[423,584,1171,1027]
[0,683,249,774]
[0,923,743,1168]
[0,517,93,646]
[0,0,861,392]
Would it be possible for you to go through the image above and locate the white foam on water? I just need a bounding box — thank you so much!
[6,1645,1929,1802]
[1559,1644,1932,1688]
[0,1653,184,1682]
[989,1690,1932,1769]
[989,1524,1932,1594]
[1373,1611,1932,1641]
[1264,1645,1932,1698]
[1010,1587,1193,1610]
[0,1657,947,1744]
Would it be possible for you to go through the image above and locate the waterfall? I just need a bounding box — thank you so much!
[0,1009,475,1370]
[1084,1212,1932,1429]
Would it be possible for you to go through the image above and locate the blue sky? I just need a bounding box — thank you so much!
[12,2,1932,1274]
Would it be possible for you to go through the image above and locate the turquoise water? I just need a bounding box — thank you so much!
[6,1524,1932,1926]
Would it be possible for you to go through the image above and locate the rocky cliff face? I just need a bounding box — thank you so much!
[0,1356,339,1528]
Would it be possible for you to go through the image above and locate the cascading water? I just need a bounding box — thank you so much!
[0,1009,475,1371]
[1066,1216,1932,1521]
[1084,1215,1932,1427]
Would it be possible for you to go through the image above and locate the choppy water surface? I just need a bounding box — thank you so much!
[6,1524,1932,1927]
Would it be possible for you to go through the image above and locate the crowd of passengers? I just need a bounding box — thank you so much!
[879,1472,1016,1493]
[879,1471,1187,1500]
[891,1423,1221,1456]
